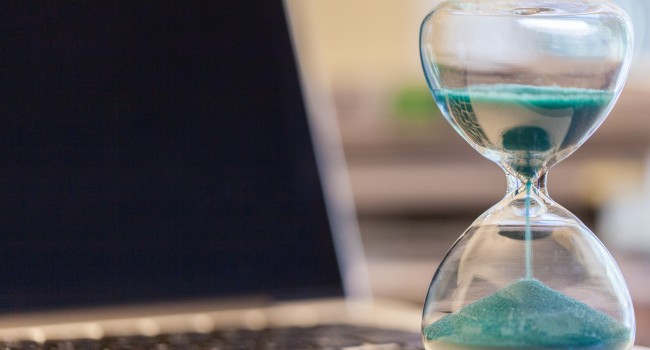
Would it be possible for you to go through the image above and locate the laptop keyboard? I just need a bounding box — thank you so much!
[0,325,424,350]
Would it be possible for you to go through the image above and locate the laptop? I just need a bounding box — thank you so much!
[0,1,424,348]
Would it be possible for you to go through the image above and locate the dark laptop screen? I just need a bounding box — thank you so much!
[0,2,343,312]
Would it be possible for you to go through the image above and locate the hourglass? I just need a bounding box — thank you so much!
[419,1,635,349]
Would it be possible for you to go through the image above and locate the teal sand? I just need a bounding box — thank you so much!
[424,279,631,349]
[433,84,613,152]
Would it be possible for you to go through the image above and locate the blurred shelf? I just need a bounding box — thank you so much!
[338,81,650,217]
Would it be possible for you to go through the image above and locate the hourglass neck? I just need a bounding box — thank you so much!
[506,172,548,196]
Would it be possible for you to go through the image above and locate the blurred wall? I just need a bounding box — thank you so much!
[288,0,439,89]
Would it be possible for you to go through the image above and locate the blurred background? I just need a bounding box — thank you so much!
[288,0,650,345]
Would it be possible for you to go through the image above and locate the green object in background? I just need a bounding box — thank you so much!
[424,278,631,349]
[392,85,440,121]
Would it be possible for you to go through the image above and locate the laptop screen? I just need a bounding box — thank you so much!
[0,1,344,312]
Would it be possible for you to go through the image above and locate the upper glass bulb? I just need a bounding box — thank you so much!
[420,0,633,181]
